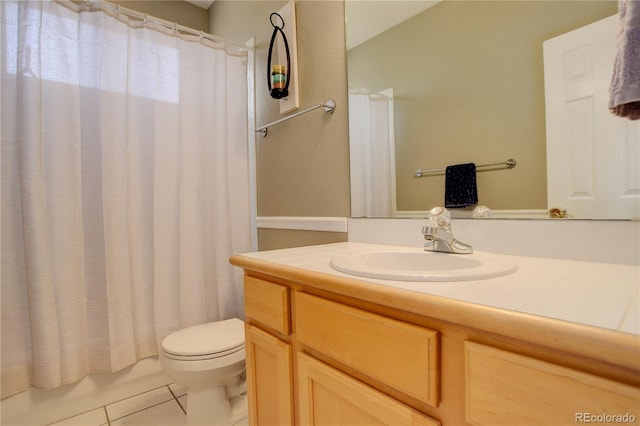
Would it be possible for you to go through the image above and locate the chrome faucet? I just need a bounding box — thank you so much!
[422,207,473,254]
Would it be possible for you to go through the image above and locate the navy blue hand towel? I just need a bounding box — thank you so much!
[445,163,478,208]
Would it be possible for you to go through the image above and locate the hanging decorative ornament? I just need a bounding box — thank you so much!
[267,12,291,100]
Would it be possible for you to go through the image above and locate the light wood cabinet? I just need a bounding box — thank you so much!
[245,324,293,426]
[239,268,640,426]
[464,341,640,426]
[244,276,290,335]
[295,292,439,406]
[297,352,439,426]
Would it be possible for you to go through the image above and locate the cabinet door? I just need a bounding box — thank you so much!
[297,352,440,426]
[465,341,640,425]
[245,324,293,426]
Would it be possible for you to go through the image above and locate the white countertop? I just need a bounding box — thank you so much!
[238,242,640,336]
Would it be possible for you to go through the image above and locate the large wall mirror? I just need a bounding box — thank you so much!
[346,0,639,220]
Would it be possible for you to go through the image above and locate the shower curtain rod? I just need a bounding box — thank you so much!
[55,0,247,52]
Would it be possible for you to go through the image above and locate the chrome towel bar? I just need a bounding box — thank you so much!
[256,99,336,137]
[414,158,517,178]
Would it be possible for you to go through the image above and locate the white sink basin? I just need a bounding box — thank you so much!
[329,247,518,282]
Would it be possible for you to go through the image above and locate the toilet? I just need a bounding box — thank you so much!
[160,318,247,426]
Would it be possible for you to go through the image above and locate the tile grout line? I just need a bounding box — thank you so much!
[106,386,177,423]
[47,384,181,425]
[105,383,173,409]
[103,406,110,426]
[107,398,178,423]
[168,385,187,415]
[46,404,111,426]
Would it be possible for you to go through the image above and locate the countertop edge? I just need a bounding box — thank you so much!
[230,253,640,374]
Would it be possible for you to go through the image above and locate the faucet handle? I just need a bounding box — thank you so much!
[428,206,451,231]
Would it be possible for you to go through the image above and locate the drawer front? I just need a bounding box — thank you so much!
[465,341,640,426]
[244,276,290,335]
[297,352,440,426]
[295,292,439,406]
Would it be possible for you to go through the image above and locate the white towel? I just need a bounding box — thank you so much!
[609,0,640,120]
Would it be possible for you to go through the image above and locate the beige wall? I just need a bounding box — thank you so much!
[347,1,616,212]
[111,0,209,31]
[210,1,351,250]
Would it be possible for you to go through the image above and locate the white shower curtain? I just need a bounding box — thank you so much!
[348,91,395,217]
[1,1,251,398]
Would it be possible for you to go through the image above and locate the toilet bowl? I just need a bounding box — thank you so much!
[160,318,247,426]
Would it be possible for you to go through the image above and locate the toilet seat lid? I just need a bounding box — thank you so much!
[161,318,244,358]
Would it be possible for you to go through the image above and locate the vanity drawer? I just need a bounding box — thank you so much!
[294,292,439,406]
[465,341,640,426]
[244,276,290,335]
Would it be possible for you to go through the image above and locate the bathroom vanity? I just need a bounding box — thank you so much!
[230,242,640,426]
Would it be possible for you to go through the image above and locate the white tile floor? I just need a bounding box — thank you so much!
[47,384,248,426]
